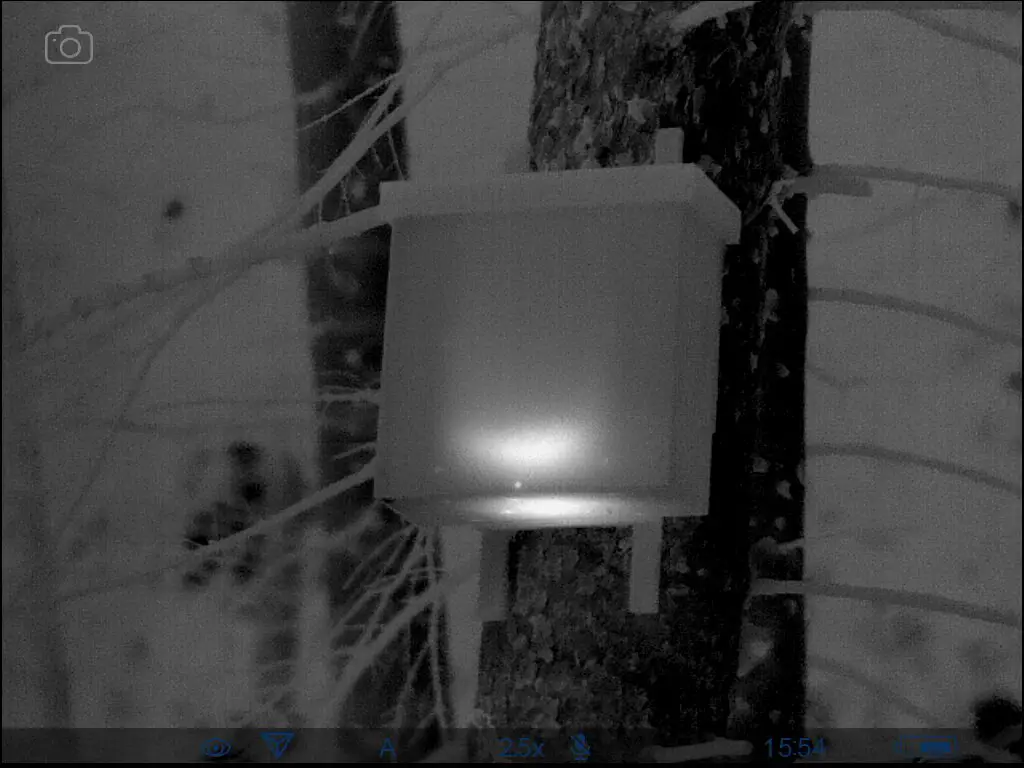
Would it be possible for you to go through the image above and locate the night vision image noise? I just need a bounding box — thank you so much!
[2,1,1020,764]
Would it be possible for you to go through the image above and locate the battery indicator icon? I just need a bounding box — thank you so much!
[895,734,958,759]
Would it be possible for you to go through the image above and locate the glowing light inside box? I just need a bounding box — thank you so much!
[375,163,742,534]
[467,425,589,472]
[498,496,610,521]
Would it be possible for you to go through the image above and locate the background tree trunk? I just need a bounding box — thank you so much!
[477,1,811,752]
[287,2,449,741]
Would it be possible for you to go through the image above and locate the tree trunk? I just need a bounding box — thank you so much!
[287,1,444,739]
[477,0,811,753]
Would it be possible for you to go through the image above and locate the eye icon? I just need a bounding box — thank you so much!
[200,737,234,759]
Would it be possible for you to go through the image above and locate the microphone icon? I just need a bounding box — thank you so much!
[569,733,591,762]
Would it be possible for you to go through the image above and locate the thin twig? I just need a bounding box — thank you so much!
[42,389,378,433]
[807,442,1023,498]
[333,443,377,463]
[809,191,943,247]
[348,0,389,69]
[348,530,427,648]
[313,561,478,727]
[386,123,406,181]
[331,530,420,638]
[21,281,196,375]
[809,286,1023,348]
[22,12,533,352]
[807,653,945,727]
[264,10,533,239]
[752,578,1023,629]
[339,525,420,595]
[298,72,397,135]
[55,270,248,556]
[894,9,1022,65]
[805,360,870,390]
[21,206,383,353]
[776,521,925,552]
[815,163,1021,206]
[393,644,431,728]
[3,461,379,616]
[424,528,449,732]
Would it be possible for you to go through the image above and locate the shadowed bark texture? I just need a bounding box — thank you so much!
[287,2,446,739]
[477,1,811,754]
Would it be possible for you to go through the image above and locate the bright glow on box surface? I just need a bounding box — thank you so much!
[467,425,589,471]
[375,165,741,530]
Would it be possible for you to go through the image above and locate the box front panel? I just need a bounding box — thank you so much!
[378,203,722,520]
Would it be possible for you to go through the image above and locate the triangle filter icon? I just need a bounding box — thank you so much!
[260,731,295,760]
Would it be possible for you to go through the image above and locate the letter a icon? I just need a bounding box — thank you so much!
[380,737,397,761]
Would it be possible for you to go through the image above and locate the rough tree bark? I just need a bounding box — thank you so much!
[477,1,811,755]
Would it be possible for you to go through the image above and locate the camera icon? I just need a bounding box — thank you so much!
[44,25,93,65]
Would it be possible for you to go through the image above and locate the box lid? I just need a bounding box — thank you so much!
[380,164,742,245]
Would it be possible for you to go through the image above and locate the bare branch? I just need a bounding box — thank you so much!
[333,443,377,463]
[3,461,380,616]
[808,654,945,727]
[809,286,1023,348]
[337,530,425,647]
[423,528,449,732]
[21,10,535,355]
[264,12,535,239]
[55,270,249,555]
[339,525,419,595]
[313,559,479,727]
[347,0,390,67]
[297,73,397,135]
[20,205,385,354]
[894,8,1022,65]
[752,579,1022,629]
[807,442,1022,498]
[811,163,1021,205]
[393,643,431,728]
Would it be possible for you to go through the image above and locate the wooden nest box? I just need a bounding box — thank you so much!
[376,130,740,618]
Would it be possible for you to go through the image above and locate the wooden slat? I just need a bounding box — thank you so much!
[477,530,511,622]
[654,127,684,165]
[629,522,663,614]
